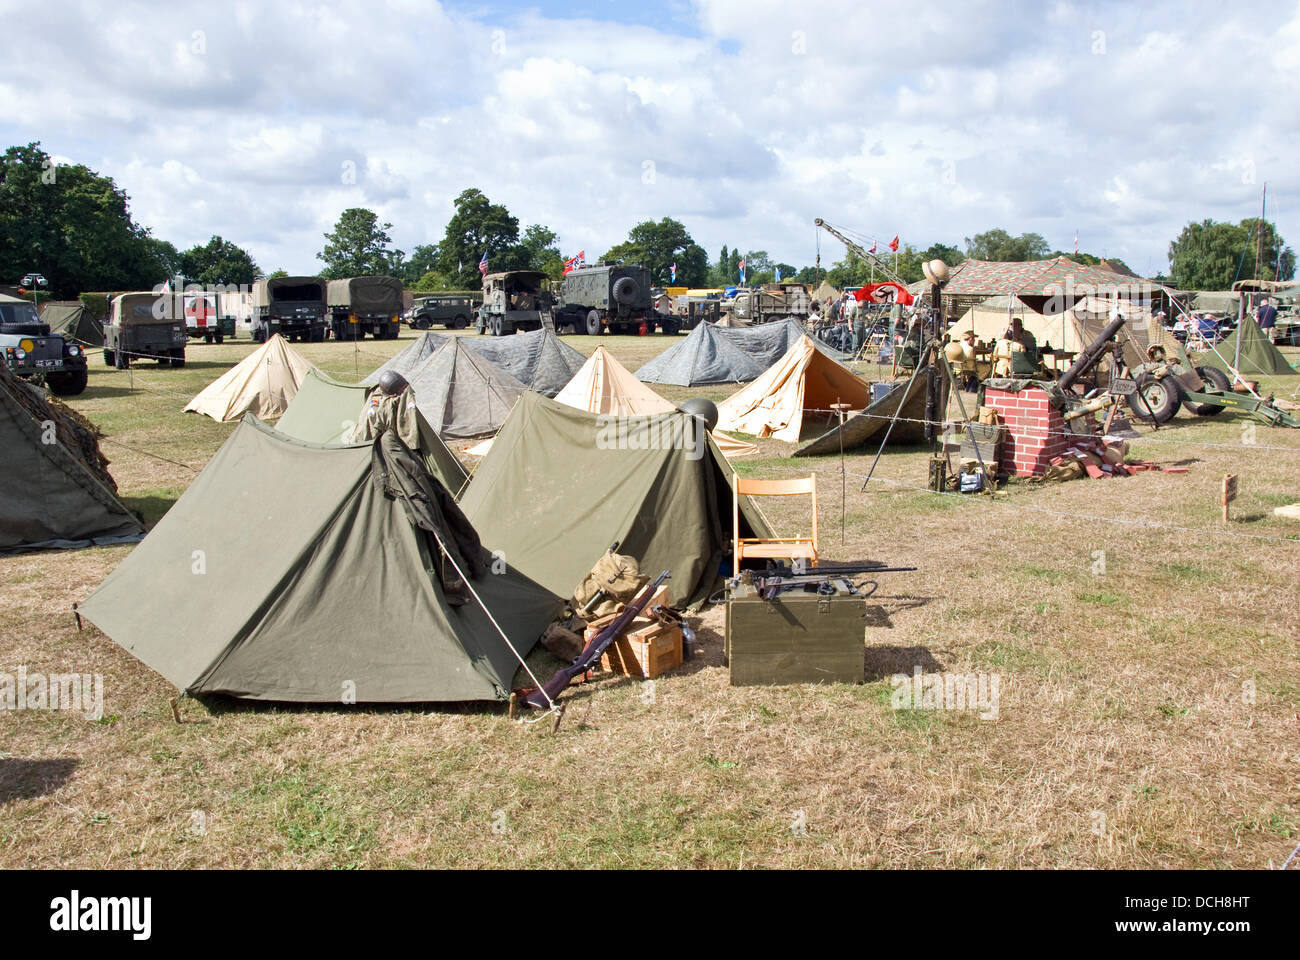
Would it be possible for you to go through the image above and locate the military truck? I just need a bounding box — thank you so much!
[731,283,811,323]
[183,291,229,343]
[327,276,402,341]
[0,293,89,395]
[476,270,555,336]
[103,292,188,368]
[408,293,479,330]
[555,263,678,335]
[251,276,327,343]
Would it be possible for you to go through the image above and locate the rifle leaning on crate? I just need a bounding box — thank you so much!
[516,570,672,712]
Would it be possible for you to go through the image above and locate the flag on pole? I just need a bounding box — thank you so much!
[869,240,877,254]
[478,251,489,276]
[563,250,586,275]
[738,257,746,283]
[853,281,914,306]
[1073,230,1079,255]
[888,236,899,252]
[670,262,677,282]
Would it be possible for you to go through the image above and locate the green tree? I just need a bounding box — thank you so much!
[919,243,966,268]
[508,224,565,279]
[318,207,401,279]
[437,188,520,289]
[266,269,288,280]
[179,235,260,287]
[1168,218,1294,289]
[0,142,178,297]
[397,243,441,286]
[603,217,705,286]
[964,229,1050,262]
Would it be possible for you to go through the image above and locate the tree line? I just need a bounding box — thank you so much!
[2,141,1292,300]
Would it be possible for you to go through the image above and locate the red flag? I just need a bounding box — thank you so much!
[562,250,586,275]
[853,281,913,305]
[888,236,899,252]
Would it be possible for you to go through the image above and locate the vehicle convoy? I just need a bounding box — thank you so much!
[327,276,403,341]
[104,292,188,369]
[0,293,89,395]
[554,263,678,335]
[409,293,479,329]
[183,291,230,343]
[251,276,327,343]
[476,270,556,336]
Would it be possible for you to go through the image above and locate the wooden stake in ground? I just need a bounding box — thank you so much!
[1222,473,1238,523]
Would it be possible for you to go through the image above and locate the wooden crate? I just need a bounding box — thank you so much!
[601,621,683,680]
[725,592,865,685]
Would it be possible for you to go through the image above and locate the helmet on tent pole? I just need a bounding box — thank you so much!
[678,397,719,432]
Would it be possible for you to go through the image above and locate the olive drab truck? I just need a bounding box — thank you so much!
[556,263,678,335]
[103,292,188,369]
[476,270,555,336]
[408,293,480,330]
[251,276,327,343]
[0,293,89,395]
[327,276,403,341]
[731,283,811,323]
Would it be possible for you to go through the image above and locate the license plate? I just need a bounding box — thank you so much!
[35,359,61,368]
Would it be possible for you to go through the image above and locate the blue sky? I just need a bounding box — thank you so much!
[1,0,1296,279]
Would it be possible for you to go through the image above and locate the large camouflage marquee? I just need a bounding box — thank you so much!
[79,417,559,702]
[941,257,1155,298]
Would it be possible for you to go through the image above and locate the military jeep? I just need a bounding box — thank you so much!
[0,294,89,395]
[104,293,188,368]
[476,271,555,336]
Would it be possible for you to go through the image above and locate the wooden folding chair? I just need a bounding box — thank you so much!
[732,473,818,568]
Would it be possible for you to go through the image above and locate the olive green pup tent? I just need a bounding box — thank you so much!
[1200,313,1297,378]
[79,417,560,702]
[459,392,773,608]
[0,365,144,553]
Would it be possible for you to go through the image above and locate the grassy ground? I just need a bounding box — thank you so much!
[2,328,1298,868]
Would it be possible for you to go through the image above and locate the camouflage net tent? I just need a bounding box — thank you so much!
[636,317,849,386]
[361,331,449,386]
[398,338,528,439]
[79,415,560,703]
[0,364,143,553]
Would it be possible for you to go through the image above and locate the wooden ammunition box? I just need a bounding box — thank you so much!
[725,592,866,685]
[601,621,683,680]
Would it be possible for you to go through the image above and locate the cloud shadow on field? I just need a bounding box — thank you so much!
[0,757,79,804]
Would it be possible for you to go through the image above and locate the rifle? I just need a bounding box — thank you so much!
[730,560,916,601]
[518,570,671,710]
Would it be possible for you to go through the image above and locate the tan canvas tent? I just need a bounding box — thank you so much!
[716,335,872,442]
[465,346,757,457]
[184,334,315,422]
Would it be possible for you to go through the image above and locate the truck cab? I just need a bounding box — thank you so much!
[476,271,555,336]
[104,293,188,368]
[251,276,327,343]
[0,294,89,395]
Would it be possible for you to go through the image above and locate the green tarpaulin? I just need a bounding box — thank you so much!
[275,369,469,494]
[459,392,773,608]
[1200,313,1297,377]
[42,303,104,346]
[80,416,559,702]
[0,367,143,553]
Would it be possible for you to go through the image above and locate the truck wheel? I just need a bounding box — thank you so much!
[585,310,603,336]
[1184,365,1232,416]
[116,350,130,370]
[103,349,115,367]
[204,332,213,344]
[453,314,468,330]
[1129,372,1181,424]
[215,331,224,344]
[171,348,186,368]
[47,370,89,396]
[491,316,503,336]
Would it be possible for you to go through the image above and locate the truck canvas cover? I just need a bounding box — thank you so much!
[327,276,403,312]
[253,276,326,307]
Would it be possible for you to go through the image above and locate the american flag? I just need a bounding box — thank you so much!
[670,262,677,282]
[478,251,489,276]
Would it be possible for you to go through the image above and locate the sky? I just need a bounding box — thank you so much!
[1,0,1297,279]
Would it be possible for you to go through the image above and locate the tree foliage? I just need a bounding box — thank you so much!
[318,207,401,279]
[0,142,176,297]
[1168,218,1294,290]
[604,218,707,286]
[179,235,260,286]
[964,229,1050,262]
[436,188,520,289]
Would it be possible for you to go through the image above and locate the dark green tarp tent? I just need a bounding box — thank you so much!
[459,392,773,608]
[634,321,768,385]
[1201,313,1297,377]
[0,367,143,553]
[79,416,560,702]
[42,302,104,346]
[275,369,469,493]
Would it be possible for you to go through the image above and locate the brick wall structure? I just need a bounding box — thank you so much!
[983,386,1068,477]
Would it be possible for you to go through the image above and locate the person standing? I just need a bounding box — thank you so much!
[1257,297,1277,334]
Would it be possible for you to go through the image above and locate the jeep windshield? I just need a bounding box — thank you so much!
[0,302,41,327]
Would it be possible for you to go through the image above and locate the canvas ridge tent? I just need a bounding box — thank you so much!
[794,373,928,456]
[635,321,770,385]
[275,368,469,493]
[183,333,315,422]
[42,302,104,347]
[79,415,560,702]
[0,364,144,553]
[1199,313,1296,378]
[459,392,773,608]
[716,335,873,442]
[390,338,528,439]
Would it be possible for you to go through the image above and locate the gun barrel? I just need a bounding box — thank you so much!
[1058,314,1127,391]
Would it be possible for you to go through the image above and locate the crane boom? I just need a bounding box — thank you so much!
[813,218,910,288]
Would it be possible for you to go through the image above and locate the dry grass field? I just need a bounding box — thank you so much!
[2,327,1298,869]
